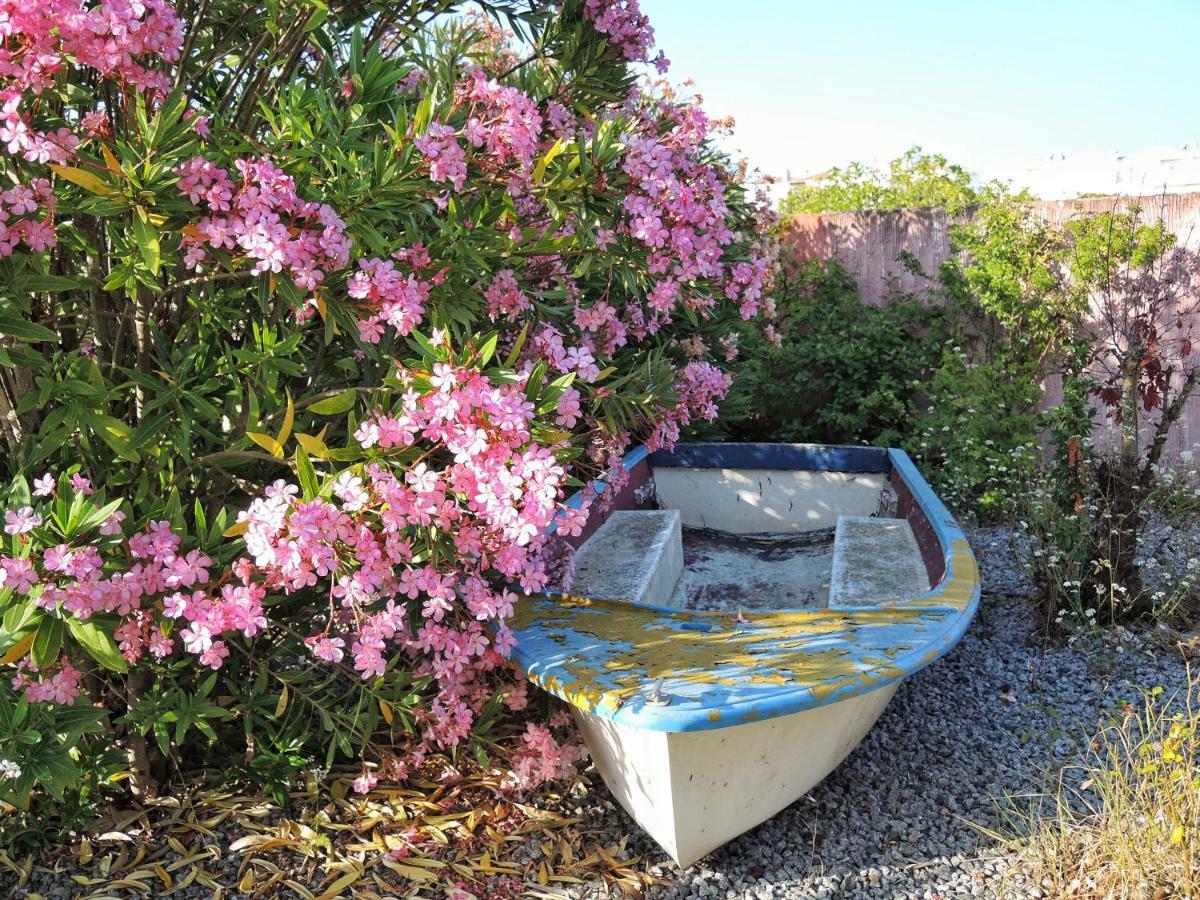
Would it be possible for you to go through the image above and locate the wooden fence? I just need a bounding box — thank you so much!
[781,193,1200,465]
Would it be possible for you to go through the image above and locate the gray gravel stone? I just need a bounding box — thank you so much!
[565,524,1192,900]
[3,525,1192,900]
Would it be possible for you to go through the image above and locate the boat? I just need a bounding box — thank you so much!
[508,442,980,867]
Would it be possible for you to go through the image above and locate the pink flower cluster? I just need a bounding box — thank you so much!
[0,488,219,701]
[347,255,432,343]
[582,0,661,68]
[456,68,543,177]
[645,360,732,451]
[229,355,574,748]
[413,123,467,192]
[482,269,531,321]
[0,1,181,169]
[34,516,204,613]
[175,156,352,292]
[414,69,544,200]
[12,656,80,704]
[0,0,182,96]
[505,718,587,790]
[522,324,599,384]
[618,111,743,328]
[0,178,56,256]
[0,95,78,164]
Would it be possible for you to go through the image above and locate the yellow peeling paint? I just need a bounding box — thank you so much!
[511,537,980,721]
[904,541,978,609]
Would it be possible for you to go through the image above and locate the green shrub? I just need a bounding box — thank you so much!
[779,147,981,218]
[721,260,947,447]
[906,348,1042,520]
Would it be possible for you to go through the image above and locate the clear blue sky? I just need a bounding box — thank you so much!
[642,0,1198,184]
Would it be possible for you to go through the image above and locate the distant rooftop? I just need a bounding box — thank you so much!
[989,143,1200,199]
[786,143,1200,202]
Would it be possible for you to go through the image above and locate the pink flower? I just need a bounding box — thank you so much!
[413,123,467,191]
[70,474,94,495]
[4,507,41,535]
[1,558,38,594]
[32,473,55,497]
[149,629,175,660]
[556,504,590,538]
[353,771,378,794]
[306,635,345,663]
[180,622,214,654]
[99,509,126,536]
[199,640,229,669]
[184,110,210,137]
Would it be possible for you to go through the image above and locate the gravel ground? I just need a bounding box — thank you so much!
[566,525,1193,900]
[3,526,1193,899]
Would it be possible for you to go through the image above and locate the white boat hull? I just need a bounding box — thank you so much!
[574,682,899,867]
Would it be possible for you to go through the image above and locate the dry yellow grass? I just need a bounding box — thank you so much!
[994,672,1200,898]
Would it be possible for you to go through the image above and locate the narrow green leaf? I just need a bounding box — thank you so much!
[31,616,63,668]
[294,448,319,500]
[66,617,128,673]
[307,389,357,416]
[0,313,56,343]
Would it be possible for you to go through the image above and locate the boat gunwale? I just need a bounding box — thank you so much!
[512,442,981,732]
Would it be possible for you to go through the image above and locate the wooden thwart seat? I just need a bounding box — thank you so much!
[570,509,684,606]
[828,515,929,607]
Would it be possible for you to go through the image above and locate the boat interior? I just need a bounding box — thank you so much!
[567,450,933,612]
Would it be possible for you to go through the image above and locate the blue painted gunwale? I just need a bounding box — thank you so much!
[509,442,980,733]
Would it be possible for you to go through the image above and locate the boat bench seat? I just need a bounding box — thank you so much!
[828,515,930,608]
[570,509,683,606]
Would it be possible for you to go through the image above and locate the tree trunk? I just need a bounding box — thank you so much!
[124,671,165,798]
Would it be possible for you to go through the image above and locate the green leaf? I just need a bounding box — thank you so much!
[31,616,63,668]
[22,274,87,294]
[408,330,440,361]
[307,389,357,415]
[132,207,162,275]
[66,618,128,673]
[8,475,30,508]
[86,413,139,462]
[503,322,529,369]
[0,599,36,650]
[76,498,124,535]
[476,332,499,367]
[294,448,319,500]
[524,359,547,400]
[0,313,56,343]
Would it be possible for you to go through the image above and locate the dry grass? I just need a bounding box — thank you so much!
[995,672,1200,898]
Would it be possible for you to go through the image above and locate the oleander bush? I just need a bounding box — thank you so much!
[0,0,775,832]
